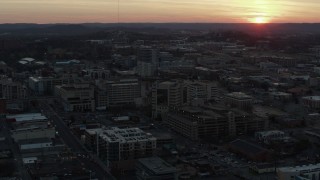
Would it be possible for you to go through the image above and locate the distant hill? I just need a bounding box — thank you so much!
[0,23,320,36]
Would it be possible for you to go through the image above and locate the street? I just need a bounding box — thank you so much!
[39,100,115,180]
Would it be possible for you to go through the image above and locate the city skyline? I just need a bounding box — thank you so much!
[0,0,319,24]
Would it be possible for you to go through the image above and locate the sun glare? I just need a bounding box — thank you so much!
[252,16,268,24]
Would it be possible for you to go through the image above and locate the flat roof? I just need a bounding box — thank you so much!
[21,57,35,62]
[88,127,156,143]
[278,163,320,173]
[302,96,320,101]
[18,138,52,145]
[7,113,47,122]
[229,139,269,155]
[138,157,176,175]
[226,92,252,99]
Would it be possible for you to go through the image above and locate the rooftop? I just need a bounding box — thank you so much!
[226,92,252,99]
[302,96,320,101]
[138,157,176,175]
[7,113,47,122]
[229,139,269,155]
[278,163,320,173]
[87,127,156,143]
[21,57,35,62]
[256,130,285,137]
[18,138,52,145]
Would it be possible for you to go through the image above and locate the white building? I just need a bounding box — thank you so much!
[277,164,320,180]
[18,138,53,150]
[28,75,80,95]
[84,127,156,171]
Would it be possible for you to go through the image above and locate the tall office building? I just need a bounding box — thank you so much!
[95,79,141,107]
[225,92,253,111]
[84,127,156,172]
[54,84,95,112]
[186,80,219,103]
[28,74,80,95]
[136,47,159,77]
[152,81,186,119]
[163,105,266,140]
[0,78,27,100]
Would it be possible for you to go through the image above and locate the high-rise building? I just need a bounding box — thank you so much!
[136,47,159,77]
[152,80,220,118]
[185,80,219,103]
[54,84,95,112]
[225,92,253,111]
[95,79,141,107]
[136,61,156,77]
[152,81,185,119]
[163,105,266,140]
[137,47,158,64]
[0,78,27,100]
[84,127,156,172]
[28,74,80,95]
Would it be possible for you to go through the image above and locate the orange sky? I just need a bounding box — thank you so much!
[0,0,319,23]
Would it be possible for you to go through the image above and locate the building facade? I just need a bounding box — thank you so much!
[55,84,95,112]
[84,127,157,171]
[225,92,253,111]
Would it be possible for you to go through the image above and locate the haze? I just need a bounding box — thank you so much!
[0,0,319,23]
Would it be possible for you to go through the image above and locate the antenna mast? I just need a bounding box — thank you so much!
[118,0,120,24]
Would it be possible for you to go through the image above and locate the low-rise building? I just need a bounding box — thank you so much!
[136,156,177,180]
[11,123,55,142]
[269,92,291,101]
[277,164,320,180]
[302,96,320,109]
[250,163,275,174]
[18,138,53,151]
[255,130,286,144]
[228,139,271,162]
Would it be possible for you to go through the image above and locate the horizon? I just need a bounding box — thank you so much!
[2,22,320,25]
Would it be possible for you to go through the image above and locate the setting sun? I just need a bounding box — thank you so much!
[252,16,268,24]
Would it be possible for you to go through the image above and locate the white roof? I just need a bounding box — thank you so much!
[18,60,29,65]
[303,96,320,101]
[23,157,38,164]
[21,57,35,62]
[7,113,47,122]
[278,163,320,173]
